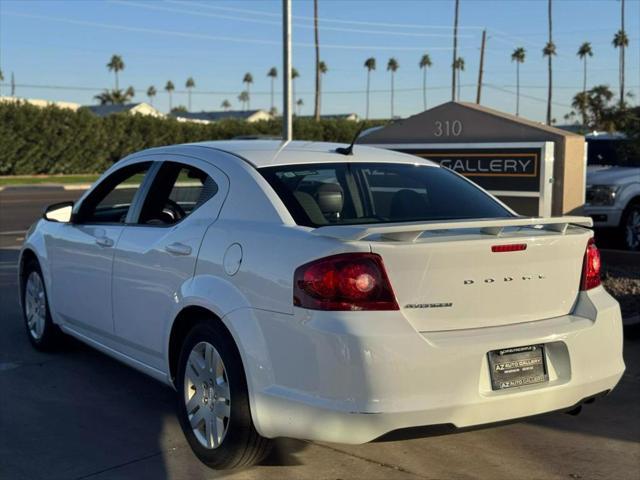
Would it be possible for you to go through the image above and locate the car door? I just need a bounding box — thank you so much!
[111,156,229,370]
[48,161,153,339]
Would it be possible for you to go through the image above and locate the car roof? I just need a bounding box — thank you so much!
[185,140,438,169]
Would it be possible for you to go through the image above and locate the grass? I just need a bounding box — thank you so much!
[0,174,100,186]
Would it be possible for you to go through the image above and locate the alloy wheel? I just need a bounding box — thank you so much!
[625,207,640,250]
[25,271,47,340]
[183,341,231,449]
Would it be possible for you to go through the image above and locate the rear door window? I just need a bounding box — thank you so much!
[260,163,512,228]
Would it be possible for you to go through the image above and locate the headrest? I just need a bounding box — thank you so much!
[316,183,344,215]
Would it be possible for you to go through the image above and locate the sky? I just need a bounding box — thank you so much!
[0,0,638,123]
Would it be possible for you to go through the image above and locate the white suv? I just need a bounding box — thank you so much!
[584,133,640,250]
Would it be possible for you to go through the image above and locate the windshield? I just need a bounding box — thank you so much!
[260,163,513,228]
[587,139,640,167]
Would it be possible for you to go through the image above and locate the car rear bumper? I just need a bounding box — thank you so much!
[233,287,625,444]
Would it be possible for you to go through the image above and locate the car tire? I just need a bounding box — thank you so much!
[176,321,272,470]
[620,199,640,251]
[21,258,64,351]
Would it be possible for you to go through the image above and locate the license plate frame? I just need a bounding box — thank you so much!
[488,344,548,391]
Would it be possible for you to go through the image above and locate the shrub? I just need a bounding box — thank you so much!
[0,102,387,175]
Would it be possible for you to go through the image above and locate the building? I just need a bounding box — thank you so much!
[0,96,81,111]
[300,113,360,121]
[171,109,273,124]
[81,102,163,118]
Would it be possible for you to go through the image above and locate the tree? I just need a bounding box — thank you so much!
[221,99,231,111]
[267,67,278,112]
[577,42,593,96]
[106,54,125,90]
[243,73,253,110]
[364,57,376,120]
[570,84,617,131]
[238,91,249,111]
[543,0,555,125]
[171,105,188,113]
[292,68,300,111]
[511,47,526,116]
[613,0,628,108]
[146,86,157,105]
[453,57,465,101]
[125,86,135,100]
[387,58,399,119]
[296,98,304,116]
[316,61,328,119]
[185,77,195,111]
[93,88,133,105]
[0,69,3,96]
[165,81,175,111]
[419,53,432,111]
[451,0,460,101]
[313,0,321,121]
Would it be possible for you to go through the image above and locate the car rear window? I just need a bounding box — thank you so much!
[260,163,513,228]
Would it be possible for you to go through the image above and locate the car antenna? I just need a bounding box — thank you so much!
[335,125,365,156]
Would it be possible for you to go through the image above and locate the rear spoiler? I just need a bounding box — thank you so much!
[312,216,594,242]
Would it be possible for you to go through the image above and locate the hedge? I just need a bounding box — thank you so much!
[0,102,387,175]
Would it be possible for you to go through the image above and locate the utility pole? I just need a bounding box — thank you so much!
[11,72,15,97]
[283,0,292,141]
[476,29,486,104]
[451,0,459,102]
[313,0,320,121]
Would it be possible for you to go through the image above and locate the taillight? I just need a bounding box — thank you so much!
[293,253,399,311]
[580,238,601,291]
[491,243,527,253]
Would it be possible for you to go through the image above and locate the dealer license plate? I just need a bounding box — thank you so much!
[488,344,548,391]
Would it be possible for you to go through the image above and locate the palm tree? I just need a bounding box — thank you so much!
[267,67,277,112]
[313,0,321,121]
[451,0,460,101]
[221,99,231,111]
[185,77,195,111]
[419,53,432,110]
[165,80,175,111]
[0,69,3,96]
[511,47,526,116]
[243,73,253,110]
[543,0,555,125]
[572,91,590,128]
[317,61,328,118]
[125,86,135,100]
[106,54,125,90]
[238,91,249,111]
[296,98,304,116]
[292,68,300,110]
[453,57,465,101]
[577,42,593,96]
[146,86,157,105]
[613,29,629,107]
[613,0,628,108]
[387,57,399,119]
[364,57,376,119]
[93,88,133,105]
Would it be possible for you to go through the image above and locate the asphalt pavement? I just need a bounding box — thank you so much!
[1,187,639,479]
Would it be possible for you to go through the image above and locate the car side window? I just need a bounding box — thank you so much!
[77,162,151,224]
[137,162,218,226]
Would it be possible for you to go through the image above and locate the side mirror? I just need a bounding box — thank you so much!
[43,201,74,223]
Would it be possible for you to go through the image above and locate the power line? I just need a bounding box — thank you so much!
[169,0,485,31]
[1,11,473,52]
[113,1,473,39]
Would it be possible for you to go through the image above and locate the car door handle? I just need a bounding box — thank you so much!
[95,236,114,247]
[165,242,192,256]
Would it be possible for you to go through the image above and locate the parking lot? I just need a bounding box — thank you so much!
[1,187,639,480]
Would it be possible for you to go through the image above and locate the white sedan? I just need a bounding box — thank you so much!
[19,140,625,469]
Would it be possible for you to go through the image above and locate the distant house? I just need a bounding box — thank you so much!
[300,113,360,122]
[171,109,273,124]
[82,102,163,118]
[0,96,81,111]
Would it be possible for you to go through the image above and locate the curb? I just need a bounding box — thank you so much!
[0,184,91,192]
